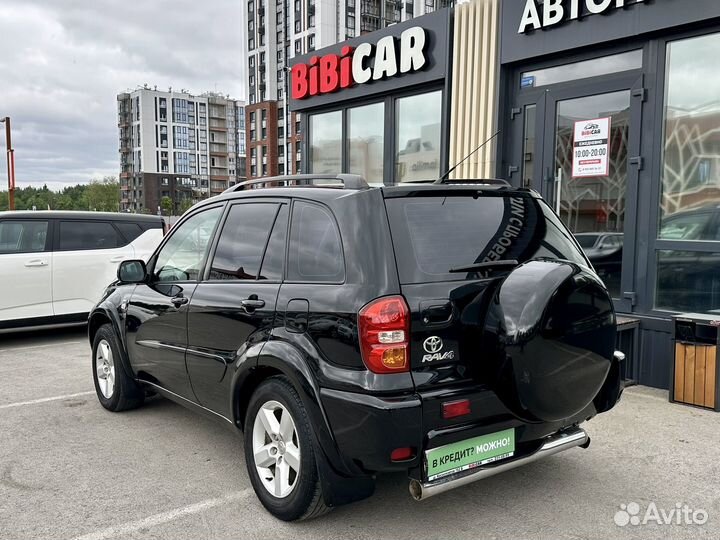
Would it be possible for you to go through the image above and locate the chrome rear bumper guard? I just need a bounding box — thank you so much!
[409,427,590,501]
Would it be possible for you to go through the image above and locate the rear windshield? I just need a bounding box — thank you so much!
[385,193,588,284]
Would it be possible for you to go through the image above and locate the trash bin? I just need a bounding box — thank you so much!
[671,313,720,411]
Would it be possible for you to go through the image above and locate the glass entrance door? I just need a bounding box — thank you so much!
[549,90,631,298]
[507,65,644,312]
[540,75,644,312]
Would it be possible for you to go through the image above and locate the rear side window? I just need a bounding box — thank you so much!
[209,203,278,280]
[115,222,144,243]
[287,201,344,282]
[385,194,587,284]
[58,221,121,251]
[259,205,288,281]
[0,220,48,253]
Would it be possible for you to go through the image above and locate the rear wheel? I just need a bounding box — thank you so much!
[244,376,329,521]
[92,324,144,412]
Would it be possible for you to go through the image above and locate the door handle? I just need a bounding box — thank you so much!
[171,295,189,307]
[24,259,47,267]
[240,297,265,310]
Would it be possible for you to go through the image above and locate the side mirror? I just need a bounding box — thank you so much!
[117,259,147,283]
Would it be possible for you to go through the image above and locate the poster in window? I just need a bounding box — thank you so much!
[572,117,610,178]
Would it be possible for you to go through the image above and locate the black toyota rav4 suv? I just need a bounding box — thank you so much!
[89,175,624,521]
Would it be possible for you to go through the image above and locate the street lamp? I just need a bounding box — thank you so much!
[0,117,15,210]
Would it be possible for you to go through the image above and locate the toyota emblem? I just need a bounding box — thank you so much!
[423,336,443,354]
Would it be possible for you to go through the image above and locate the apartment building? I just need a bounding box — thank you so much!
[117,86,246,214]
[244,0,453,179]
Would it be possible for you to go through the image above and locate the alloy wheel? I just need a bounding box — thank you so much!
[252,400,301,498]
[95,339,115,399]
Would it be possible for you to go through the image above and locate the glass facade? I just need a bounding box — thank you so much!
[513,28,720,317]
[306,89,443,184]
[348,103,384,182]
[309,111,342,174]
[521,50,642,88]
[395,91,442,183]
[660,32,720,236]
[656,31,720,312]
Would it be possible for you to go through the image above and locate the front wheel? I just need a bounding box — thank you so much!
[244,376,329,521]
[92,324,144,412]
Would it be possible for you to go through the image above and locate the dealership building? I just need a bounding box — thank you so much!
[289,0,720,390]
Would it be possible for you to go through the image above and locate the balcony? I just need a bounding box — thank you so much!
[117,113,131,128]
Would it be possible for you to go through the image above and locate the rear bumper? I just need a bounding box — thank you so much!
[409,427,589,500]
[320,387,596,476]
[319,355,622,476]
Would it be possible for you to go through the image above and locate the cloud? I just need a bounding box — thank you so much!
[0,0,244,189]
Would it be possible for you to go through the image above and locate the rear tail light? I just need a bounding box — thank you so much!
[358,295,410,374]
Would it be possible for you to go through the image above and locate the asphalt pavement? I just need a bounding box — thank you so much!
[0,327,718,539]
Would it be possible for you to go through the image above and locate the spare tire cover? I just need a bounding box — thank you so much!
[483,260,615,422]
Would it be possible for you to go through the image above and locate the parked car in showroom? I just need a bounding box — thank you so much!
[656,204,720,311]
[89,175,624,521]
[0,211,164,330]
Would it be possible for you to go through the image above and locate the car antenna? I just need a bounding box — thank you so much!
[438,129,501,182]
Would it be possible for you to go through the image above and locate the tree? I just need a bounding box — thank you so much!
[178,199,195,214]
[0,179,120,212]
[160,196,173,216]
[83,176,120,212]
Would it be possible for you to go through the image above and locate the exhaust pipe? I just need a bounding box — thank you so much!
[409,427,589,501]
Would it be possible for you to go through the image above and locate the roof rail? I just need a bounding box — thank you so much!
[224,174,369,194]
[434,178,511,187]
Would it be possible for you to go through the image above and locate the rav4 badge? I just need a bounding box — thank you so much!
[422,336,456,364]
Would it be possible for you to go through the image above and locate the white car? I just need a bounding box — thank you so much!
[0,211,165,330]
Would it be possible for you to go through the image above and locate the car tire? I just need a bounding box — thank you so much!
[92,324,144,412]
[244,376,330,521]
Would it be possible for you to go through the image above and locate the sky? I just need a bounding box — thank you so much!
[0,0,244,191]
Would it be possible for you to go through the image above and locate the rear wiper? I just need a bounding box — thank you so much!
[448,260,519,273]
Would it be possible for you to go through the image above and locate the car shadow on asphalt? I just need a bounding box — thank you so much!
[114,393,597,530]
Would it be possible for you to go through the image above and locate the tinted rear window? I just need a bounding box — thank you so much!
[287,201,344,282]
[0,220,48,253]
[59,221,122,251]
[385,194,587,284]
[115,222,144,243]
[209,203,278,280]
